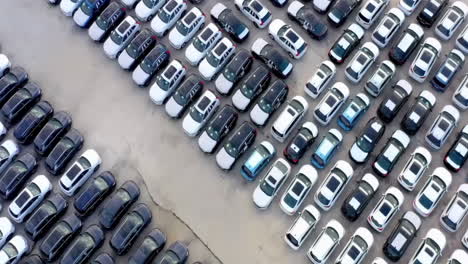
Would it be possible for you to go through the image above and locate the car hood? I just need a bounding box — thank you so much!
[164,98,184,118]
[215,74,234,94]
[350,142,368,162]
[216,147,236,170]
[198,132,217,153]
[250,104,269,126]
[253,186,272,208]
[182,115,201,137]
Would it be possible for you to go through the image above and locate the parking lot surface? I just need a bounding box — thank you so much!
[0,0,467,263]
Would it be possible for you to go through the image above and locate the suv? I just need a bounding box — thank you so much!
[329,23,365,64]
[444,125,468,172]
[73,0,111,28]
[118,29,157,70]
[235,0,272,28]
[356,0,389,29]
[34,111,72,156]
[198,38,236,80]
[232,66,271,111]
[150,0,187,37]
[168,7,205,49]
[250,80,288,126]
[372,8,405,48]
[373,130,410,177]
[304,60,336,99]
[435,1,467,40]
[198,105,238,154]
[401,90,436,135]
[135,0,167,22]
[185,23,222,66]
[425,105,459,149]
[251,38,293,79]
[287,1,328,40]
[216,122,256,170]
[377,80,413,123]
[60,225,104,264]
[345,42,379,83]
[45,128,84,175]
[182,90,220,137]
[314,82,349,125]
[215,49,253,95]
[417,0,448,27]
[383,211,422,261]
[341,173,379,221]
[367,187,404,232]
[132,44,170,86]
[268,19,308,59]
[409,37,441,83]
[364,60,396,97]
[165,74,204,119]
[327,0,363,27]
[2,82,42,125]
[389,23,425,65]
[210,3,250,42]
[149,59,186,105]
[88,2,126,42]
[271,96,308,142]
[431,49,465,92]
[103,16,141,59]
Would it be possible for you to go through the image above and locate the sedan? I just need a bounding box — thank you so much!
[417,0,448,27]
[337,93,370,131]
[269,19,308,59]
[280,165,317,215]
[311,128,342,169]
[45,128,84,175]
[444,124,468,172]
[231,66,271,111]
[287,1,328,40]
[0,140,19,175]
[307,219,344,264]
[216,122,256,170]
[250,80,288,126]
[34,111,72,156]
[425,105,459,150]
[364,60,396,97]
[377,80,413,123]
[335,227,374,264]
[367,186,404,232]
[0,67,28,107]
[271,96,308,143]
[168,7,205,49]
[184,23,222,66]
[0,235,29,264]
[431,48,465,92]
[327,0,363,27]
[132,44,171,86]
[129,229,166,264]
[435,1,467,40]
[251,38,293,79]
[59,149,101,196]
[389,23,425,65]
[304,60,336,99]
[373,130,410,177]
[59,225,104,264]
[150,0,187,37]
[372,8,405,48]
[313,82,349,125]
[328,23,365,64]
[414,167,452,217]
[452,74,468,110]
[210,3,249,42]
[215,49,253,95]
[235,0,272,28]
[409,228,446,264]
[383,211,422,262]
[284,205,320,250]
[0,153,37,199]
[74,171,116,216]
[253,158,291,209]
[401,90,436,135]
[156,242,188,264]
[241,141,275,181]
[356,0,389,29]
[440,183,468,232]
[409,37,441,83]
[1,82,41,125]
[0,217,14,249]
[345,42,379,83]
[341,173,379,221]
[182,90,220,137]
[283,122,318,164]
[99,181,140,229]
[14,101,53,144]
[198,105,238,154]
[314,160,353,210]
[165,74,204,119]
[118,28,157,70]
[398,147,432,191]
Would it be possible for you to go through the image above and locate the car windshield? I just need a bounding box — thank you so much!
[357,135,373,152]
[260,176,276,196]
[193,28,213,52]
[284,193,298,208]
[206,49,222,67]
[176,20,190,36]
[189,107,203,123]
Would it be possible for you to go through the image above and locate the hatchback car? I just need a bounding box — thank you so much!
[399,0,422,15]
[185,23,222,66]
[240,141,275,181]
[444,125,468,172]
[250,80,288,126]
[59,149,101,196]
[398,147,432,191]
[368,186,404,232]
[314,160,353,210]
[74,171,116,216]
[435,1,467,40]
[425,105,459,149]
[14,101,53,144]
[99,181,140,229]
[283,122,318,164]
[372,8,405,48]
[1,82,42,126]
[232,66,271,111]
[198,105,238,154]
[252,158,291,209]
[287,1,328,40]
[235,0,272,28]
[329,23,365,64]
[73,0,111,28]
[452,73,468,110]
[0,153,37,200]
[417,0,448,27]
[356,0,389,29]
[103,16,141,59]
[314,82,349,125]
[280,165,317,215]
[345,42,379,83]
[409,228,446,264]
[389,23,425,65]
[59,225,104,264]
[156,242,188,264]
[327,0,363,27]
[304,60,336,99]
[251,38,293,79]
[149,59,186,105]
[373,130,410,177]
[132,44,170,86]
[0,67,29,107]
[307,219,345,264]
[216,122,256,170]
[150,0,187,37]
[431,49,465,92]
[45,128,84,175]
[409,37,442,83]
[165,74,204,119]
[401,90,436,135]
[135,0,167,21]
[271,96,308,143]
[88,2,126,42]
[414,167,452,217]
[456,24,468,53]
[269,19,308,59]
[335,227,374,264]
[118,28,157,70]
[0,217,14,249]
[337,93,370,131]
[210,3,250,42]
[168,7,205,49]
[364,60,396,97]
[383,211,422,262]
[377,80,413,123]
[182,90,220,137]
[0,235,29,264]
[311,129,343,169]
[198,38,236,81]
[34,111,72,156]
[284,205,320,250]
[341,173,379,221]
[128,229,166,264]
[215,49,253,95]
[440,184,468,232]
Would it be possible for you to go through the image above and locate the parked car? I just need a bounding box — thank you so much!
[0,54,11,78]
[73,0,111,28]
[341,173,379,221]
[452,73,468,110]
[59,225,104,264]
[399,0,422,15]
[431,49,465,92]
[0,140,19,176]
[34,111,72,156]
[307,219,344,264]
[252,158,291,209]
[45,128,84,175]
[345,42,379,83]
[364,60,396,97]
[250,80,288,126]
[251,38,293,79]
[356,0,389,29]
[314,82,349,125]
[60,0,85,16]
[182,90,220,137]
[311,129,343,169]
[373,130,410,177]
[456,24,468,53]
[425,105,459,149]
[435,1,467,40]
[25,193,68,241]
[59,149,101,196]
[0,153,37,199]
[155,242,188,264]
[103,16,141,59]
[216,122,256,170]
[0,218,14,249]
[185,23,222,66]
[100,181,140,229]
[401,90,436,135]
[210,3,249,42]
[329,23,365,64]
[448,250,468,264]
[313,0,336,13]
[314,160,353,210]
[287,1,327,40]
[463,230,468,249]
[337,93,370,131]
[409,228,446,264]
[410,37,442,83]
[389,23,425,65]
[198,105,238,153]
[0,67,29,107]
[440,184,468,232]
[165,74,204,119]
[327,0,363,27]
[349,118,385,164]
[74,171,116,216]
[283,122,318,164]
[135,0,167,21]
[268,19,308,59]
[149,59,187,105]
[232,66,271,111]
[215,49,253,95]
[414,167,452,217]
[118,28,157,70]
[21,254,44,264]
[398,147,432,191]
[271,96,308,142]
[1,82,41,126]
[377,80,413,123]
[0,235,29,264]
[150,0,187,37]
[367,186,404,232]
[92,253,114,264]
[372,8,405,48]
[198,38,236,81]
[335,227,374,264]
[128,229,166,264]
[88,2,126,42]
[240,141,275,181]
[235,0,272,28]
[284,205,320,250]
[304,61,336,99]
[444,125,468,172]
[168,7,205,49]
[14,101,53,144]
[132,44,170,86]
[9,175,51,223]
[417,0,448,27]
[280,165,317,215]
[383,211,422,262]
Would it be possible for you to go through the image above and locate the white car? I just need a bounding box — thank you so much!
[448,250,468,264]
[252,158,291,209]
[182,90,220,137]
[398,147,432,191]
[185,23,222,66]
[0,140,19,174]
[9,175,51,223]
[398,0,422,15]
[271,96,308,143]
[372,8,405,48]
[453,73,468,110]
[367,186,404,232]
[198,38,236,80]
[103,16,141,59]
[0,218,14,249]
[313,0,334,13]
[135,0,167,21]
[440,184,468,232]
[60,0,84,16]
[280,165,318,215]
[456,24,468,54]
[356,0,390,29]
[268,19,308,59]
[304,60,336,99]
[121,0,140,8]
[314,160,353,211]
[435,1,467,40]
[414,167,452,217]
[149,59,186,105]
[409,37,441,83]
[284,205,320,250]
[345,42,379,83]
[0,54,11,78]
[168,7,205,49]
[425,105,459,149]
[235,0,272,28]
[249,80,288,126]
[409,228,446,264]
[0,235,29,264]
[313,82,349,125]
[335,227,374,264]
[463,229,468,249]
[307,219,345,264]
[364,60,396,97]
[371,258,387,264]
[59,149,102,196]
[231,66,271,111]
[150,0,187,37]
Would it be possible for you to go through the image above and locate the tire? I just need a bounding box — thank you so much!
[288,52,294,59]
[268,33,274,40]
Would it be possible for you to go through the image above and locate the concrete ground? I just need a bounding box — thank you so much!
[0,0,467,263]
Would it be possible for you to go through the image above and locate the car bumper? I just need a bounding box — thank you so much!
[215,74,234,95]
[232,90,251,111]
[73,8,90,27]
[88,24,105,41]
[132,66,150,86]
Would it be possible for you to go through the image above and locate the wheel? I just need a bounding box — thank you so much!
[288,52,294,59]
[268,33,274,40]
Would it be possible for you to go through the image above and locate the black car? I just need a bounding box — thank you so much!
[110,204,152,255]
[328,24,364,64]
[91,253,114,264]
[217,121,257,170]
[60,225,105,264]
[14,101,54,144]
[349,117,386,163]
[45,128,84,175]
[0,67,28,107]
[21,254,44,264]
[217,49,253,95]
[389,25,424,65]
[1,82,42,126]
[92,2,126,42]
[211,4,249,42]
[25,193,68,241]
[0,153,37,199]
[129,229,167,264]
[327,0,362,27]
[34,111,72,156]
[199,105,238,153]
[74,171,116,216]
[383,211,422,262]
[283,123,318,164]
[233,66,271,112]
[377,81,412,123]
[156,242,189,264]
[135,44,171,86]
[401,91,435,135]
[287,2,328,40]
[99,180,140,229]
[75,0,111,28]
[444,126,468,172]
[166,74,204,119]
[121,28,158,70]
[252,40,293,79]
[417,0,448,27]
[430,49,465,92]
[40,215,82,262]
[340,174,378,221]
[251,80,288,126]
